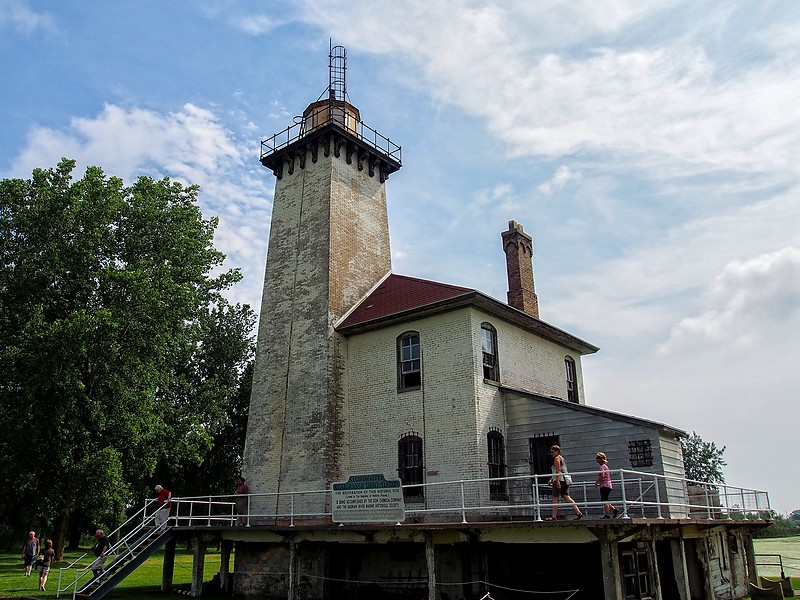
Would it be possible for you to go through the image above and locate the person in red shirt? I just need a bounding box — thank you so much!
[234,476,250,526]
[153,485,173,531]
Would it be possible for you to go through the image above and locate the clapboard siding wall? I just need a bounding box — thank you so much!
[503,390,687,514]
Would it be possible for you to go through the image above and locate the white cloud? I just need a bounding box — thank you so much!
[298,1,800,184]
[659,246,800,353]
[549,184,800,344]
[8,103,243,183]
[0,0,55,34]
[199,2,296,35]
[231,14,280,35]
[5,102,272,314]
[537,165,580,195]
[471,183,514,210]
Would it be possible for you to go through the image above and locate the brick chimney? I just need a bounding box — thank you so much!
[502,220,539,318]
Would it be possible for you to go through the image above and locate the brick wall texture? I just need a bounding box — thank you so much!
[244,145,391,514]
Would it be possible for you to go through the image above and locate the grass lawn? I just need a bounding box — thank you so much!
[753,536,800,587]
[0,545,229,599]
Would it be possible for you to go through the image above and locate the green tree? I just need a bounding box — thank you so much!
[753,512,800,538]
[156,359,254,498]
[150,303,255,498]
[681,431,727,484]
[0,159,254,556]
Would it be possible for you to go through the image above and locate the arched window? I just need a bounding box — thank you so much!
[565,356,578,403]
[481,323,499,381]
[397,332,421,390]
[487,430,507,500]
[398,434,424,499]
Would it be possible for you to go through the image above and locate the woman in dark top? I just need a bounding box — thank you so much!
[38,539,55,591]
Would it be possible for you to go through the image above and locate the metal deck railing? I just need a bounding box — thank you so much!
[49,471,770,598]
[165,468,770,528]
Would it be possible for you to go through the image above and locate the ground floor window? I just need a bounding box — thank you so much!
[622,548,653,600]
[487,430,507,500]
[398,434,424,500]
[529,434,559,496]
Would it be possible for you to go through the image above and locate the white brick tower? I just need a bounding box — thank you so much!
[243,45,402,512]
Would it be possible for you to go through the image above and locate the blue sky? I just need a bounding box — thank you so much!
[2,1,798,515]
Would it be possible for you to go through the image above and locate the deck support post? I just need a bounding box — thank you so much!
[648,539,663,600]
[190,536,205,597]
[743,531,758,585]
[600,540,624,600]
[288,540,299,600]
[220,539,233,592]
[425,532,440,600]
[670,539,691,600]
[161,536,176,592]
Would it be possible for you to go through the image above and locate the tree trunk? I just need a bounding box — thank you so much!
[53,510,70,561]
[67,512,85,550]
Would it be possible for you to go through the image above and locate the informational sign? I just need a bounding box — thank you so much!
[331,473,406,523]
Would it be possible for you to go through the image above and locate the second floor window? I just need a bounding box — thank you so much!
[565,357,578,403]
[398,434,424,499]
[481,323,499,381]
[398,332,421,390]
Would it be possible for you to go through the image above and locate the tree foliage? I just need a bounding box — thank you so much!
[0,159,254,555]
[681,431,727,484]
[752,512,800,538]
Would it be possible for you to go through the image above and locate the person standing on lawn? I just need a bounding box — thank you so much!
[38,539,55,591]
[21,531,39,577]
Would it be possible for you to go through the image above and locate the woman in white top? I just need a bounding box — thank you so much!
[546,445,583,521]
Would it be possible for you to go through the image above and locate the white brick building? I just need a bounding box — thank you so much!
[234,46,769,600]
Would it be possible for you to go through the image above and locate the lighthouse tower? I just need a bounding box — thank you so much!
[243,45,402,512]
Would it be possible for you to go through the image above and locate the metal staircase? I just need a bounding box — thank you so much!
[57,501,173,600]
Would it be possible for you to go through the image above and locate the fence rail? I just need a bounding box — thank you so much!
[166,468,770,528]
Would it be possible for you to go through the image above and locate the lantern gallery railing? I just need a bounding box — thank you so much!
[259,104,402,166]
[164,469,771,528]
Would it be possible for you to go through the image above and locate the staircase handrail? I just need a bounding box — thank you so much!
[56,498,160,598]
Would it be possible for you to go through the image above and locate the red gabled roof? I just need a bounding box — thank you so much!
[338,274,474,329]
[337,273,599,354]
